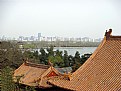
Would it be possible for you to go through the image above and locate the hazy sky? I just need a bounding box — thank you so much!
[0,0,121,39]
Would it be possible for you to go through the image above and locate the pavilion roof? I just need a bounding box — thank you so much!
[14,61,72,88]
[14,61,60,88]
[49,29,121,91]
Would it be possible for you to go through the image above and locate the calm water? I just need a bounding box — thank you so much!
[33,47,97,56]
[53,47,97,56]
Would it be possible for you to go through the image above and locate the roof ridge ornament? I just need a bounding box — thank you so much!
[23,58,28,65]
[105,29,112,39]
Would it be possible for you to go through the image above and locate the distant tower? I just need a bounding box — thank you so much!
[19,36,23,41]
[38,33,41,41]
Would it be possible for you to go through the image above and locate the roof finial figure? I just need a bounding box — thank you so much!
[105,29,112,39]
[23,58,29,65]
[23,58,26,63]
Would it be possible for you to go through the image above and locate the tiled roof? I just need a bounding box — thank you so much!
[39,66,62,88]
[49,29,121,91]
[14,61,61,88]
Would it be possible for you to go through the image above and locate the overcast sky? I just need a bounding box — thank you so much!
[0,0,121,39]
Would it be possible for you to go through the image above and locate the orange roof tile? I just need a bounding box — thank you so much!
[39,66,62,88]
[49,29,121,91]
[14,61,61,88]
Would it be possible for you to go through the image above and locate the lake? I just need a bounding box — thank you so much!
[53,47,97,56]
[31,47,97,56]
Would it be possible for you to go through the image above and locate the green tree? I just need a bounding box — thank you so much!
[63,50,69,67]
[74,51,81,63]
[1,66,16,91]
[80,53,92,65]
[48,50,64,67]
[25,86,36,91]
[39,48,47,64]
[7,48,23,69]
[0,41,23,69]
[68,55,74,66]
[23,50,34,59]
[46,46,54,57]
[55,50,63,58]
[48,55,64,67]
[33,51,39,59]
[0,41,13,49]
[72,51,81,71]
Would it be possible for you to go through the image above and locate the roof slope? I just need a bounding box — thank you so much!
[39,66,61,88]
[49,29,121,91]
[14,61,73,88]
[14,62,50,86]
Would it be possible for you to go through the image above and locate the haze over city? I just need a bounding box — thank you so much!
[0,0,121,39]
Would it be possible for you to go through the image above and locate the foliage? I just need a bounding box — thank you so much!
[48,55,64,67]
[0,41,23,69]
[74,51,81,63]
[33,51,39,59]
[25,86,36,91]
[39,48,48,64]
[23,43,36,49]
[0,66,36,91]
[22,46,92,70]
[80,53,92,65]
[68,55,74,66]
[71,51,81,71]
[46,46,54,56]
[46,46,64,67]
[1,66,16,91]
[63,50,69,67]
[0,41,92,71]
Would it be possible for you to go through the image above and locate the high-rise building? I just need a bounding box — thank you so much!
[38,33,41,41]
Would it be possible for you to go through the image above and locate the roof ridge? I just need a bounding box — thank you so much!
[108,36,121,40]
[24,61,49,69]
[105,29,121,40]
[41,66,61,78]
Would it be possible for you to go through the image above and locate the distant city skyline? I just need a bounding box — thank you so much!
[0,32,102,42]
[0,0,121,39]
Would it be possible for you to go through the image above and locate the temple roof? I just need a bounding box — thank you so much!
[13,61,72,88]
[14,61,60,88]
[49,29,121,91]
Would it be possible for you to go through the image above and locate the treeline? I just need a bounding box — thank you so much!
[20,41,100,49]
[0,41,92,70]
[0,41,92,91]
[0,41,36,91]
[21,46,92,72]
